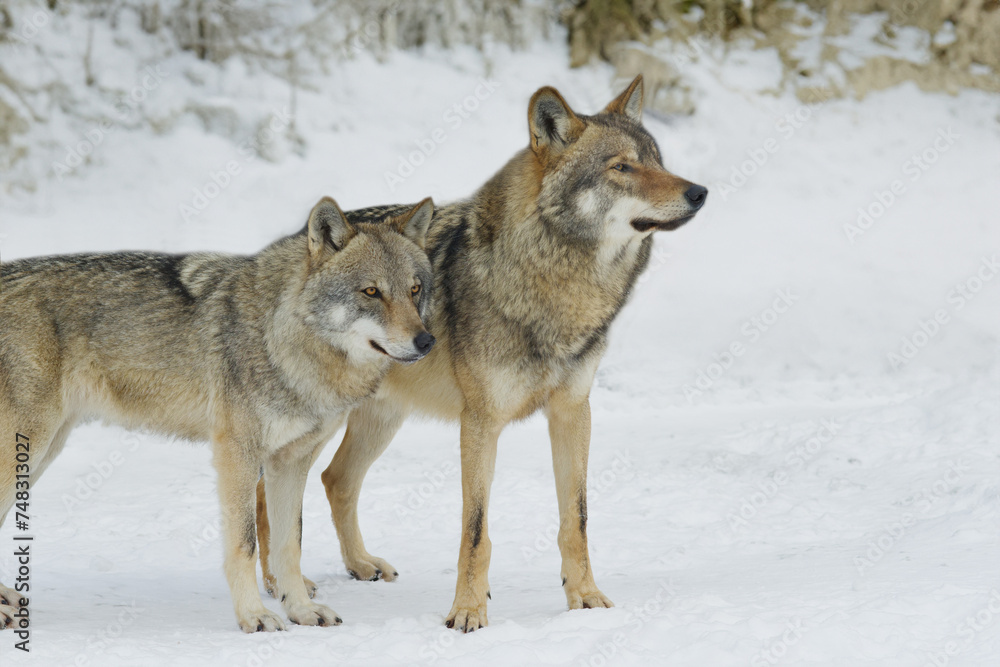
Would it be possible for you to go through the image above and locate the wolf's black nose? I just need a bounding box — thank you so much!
[684,184,708,209]
[414,332,436,355]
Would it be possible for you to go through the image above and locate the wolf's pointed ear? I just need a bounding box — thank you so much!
[528,86,584,154]
[604,75,643,122]
[307,197,354,260]
[393,197,434,249]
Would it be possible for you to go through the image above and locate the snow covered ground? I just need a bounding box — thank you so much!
[1,19,999,667]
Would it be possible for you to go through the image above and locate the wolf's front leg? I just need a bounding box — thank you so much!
[546,389,613,611]
[445,407,503,632]
[213,432,286,633]
[256,478,317,599]
[264,449,341,627]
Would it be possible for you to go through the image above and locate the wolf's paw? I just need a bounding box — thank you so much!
[263,572,278,598]
[0,604,16,630]
[346,554,397,582]
[237,608,287,633]
[286,602,342,627]
[0,585,25,630]
[304,576,318,599]
[445,604,488,633]
[0,585,21,606]
[265,574,317,600]
[566,587,614,610]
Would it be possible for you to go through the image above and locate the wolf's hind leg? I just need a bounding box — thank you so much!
[321,398,408,582]
[0,408,68,630]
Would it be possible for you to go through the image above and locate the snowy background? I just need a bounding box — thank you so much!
[1,2,999,665]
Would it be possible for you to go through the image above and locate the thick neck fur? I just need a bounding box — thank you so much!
[254,237,389,409]
[483,146,648,285]
[430,147,651,360]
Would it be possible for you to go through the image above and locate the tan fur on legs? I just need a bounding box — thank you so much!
[256,478,318,598]
[213,429,285,633]
[445,406,503,633]
[1,416,78,630]
[0,403,63,629]
[257,478,320,599]
[255,478,277,596]
[264,441,341,626]
[547,388,612,611]
[321,398,408,582]
[0,421,34,629]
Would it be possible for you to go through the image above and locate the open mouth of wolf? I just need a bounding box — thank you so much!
[630,214,696,232]
[369,340,422,364]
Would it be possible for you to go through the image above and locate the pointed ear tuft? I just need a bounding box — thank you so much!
[528,86,584,153]
[307,197,354,260]
[604,75,643,121]
[393,198,434,249]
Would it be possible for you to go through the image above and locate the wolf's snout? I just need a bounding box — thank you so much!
[414,331,436,355]
[684,184,708,209]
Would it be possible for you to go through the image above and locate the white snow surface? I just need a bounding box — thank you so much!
[2,24,1000,667]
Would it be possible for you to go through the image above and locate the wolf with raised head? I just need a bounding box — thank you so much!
[0,198,435,632]
[262,75,708,632]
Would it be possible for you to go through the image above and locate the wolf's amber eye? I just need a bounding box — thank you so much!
[611,163,631,172]
[363,287,380,298]
[411,284,421,296]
